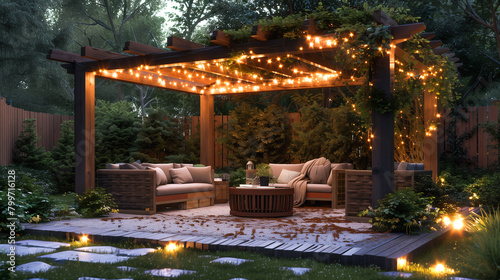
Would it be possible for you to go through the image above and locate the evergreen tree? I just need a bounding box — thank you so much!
[13,119,49,169]
[49,120,75,193]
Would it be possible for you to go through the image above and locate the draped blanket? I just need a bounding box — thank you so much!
[287,157,331,207]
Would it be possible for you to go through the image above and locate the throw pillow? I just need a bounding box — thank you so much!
[170,167,194,184]
[187,166,212,183]
[397,161,408,170]
[120,163,138,169]
[143,163,174,183]
[147,167,167,186]
[181,163,193,167]
[105,163,120,169]
[277,169,301,184]
[131,161,146,170]
[309,165,330,184]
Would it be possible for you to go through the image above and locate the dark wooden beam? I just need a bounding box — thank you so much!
[166,36,204,51]
[454,62,463,68]
[428,40,443,49]
[420,32,435,40]
[391,23,426,44]
[443,52,455,58]
[124,41,166,55]
[395,47,427,72]
[210,30,231,46]
[424,89,438,181]
[47,49,95,63]
[373,10,398,26]
[74,65,95,194]
[81,46,127,60]
[449,57,460,63]
[251,25,271,41]
[433,48,450,55]
[200,94,215,167]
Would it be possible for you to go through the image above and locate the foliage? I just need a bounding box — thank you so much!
[483,121,500,150]
[359,188,440,234]
[0,173,53,233]
[290,103,371,168]
[95,101,139,168]
[439,106,474,168]
[463,209,500,279]
[255,163,274,178]
[412,175,458,215]
[466,172,500,210]
[219,103,291,168]
[229,168,246,188]
[13,119,50,169]
[76,187,118,218]
[48,120,75,193]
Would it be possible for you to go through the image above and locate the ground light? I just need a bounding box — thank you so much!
[433,262,455,275]
[165,242,180,253]
[79,235,89,244]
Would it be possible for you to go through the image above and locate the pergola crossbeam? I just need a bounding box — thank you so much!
[251,25,271,41]
[124,41,166,55]
[81,46,128,60]
[166,36,204,51]
[210,30,232,46]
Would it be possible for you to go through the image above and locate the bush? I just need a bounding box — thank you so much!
[359,189,440,234]
[13,118,50,169]
[76,187,118,218]
[412,175,458,215]
[466,172,500,210]
[49,120,75,193]
[229,168,246,187]
[462,209,500,279]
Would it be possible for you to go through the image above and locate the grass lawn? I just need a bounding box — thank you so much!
[0,235,458,280]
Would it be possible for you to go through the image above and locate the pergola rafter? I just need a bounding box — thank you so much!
[47,10,459,209]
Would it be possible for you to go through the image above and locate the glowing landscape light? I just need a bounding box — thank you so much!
[80,235,89,243]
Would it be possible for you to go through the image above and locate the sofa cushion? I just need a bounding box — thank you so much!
[156,183,214,196]
[105,163,120,169]
[307,184,332,193]
[269,163,304,179]
[407,163,424,170]
[132,161,146,170]
[309,165,330,184]
[143,163,174,183]
[174,163,194,168]
[120,163,138,169]
[331,163,353,170]
[397,161,408,170]
[170,167,194,184]
[146,167,167,186]
[187,166,212,183]
[277,169,301,184]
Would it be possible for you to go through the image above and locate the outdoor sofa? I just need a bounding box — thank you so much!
[266,163,353,208]
[97,162,214,215]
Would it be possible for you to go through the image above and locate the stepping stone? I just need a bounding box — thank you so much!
[118,248,156,256]
[76,246,120,254]
[229,279,249,280]
[145,268,196,277]
[282,267,311,276]
[16,240,70,249]
[0,245,56,256]
[28,278,49,280]
[116,266,137,272]
[78,277,134,280]
[379,271,413,278]
[16,261,56,273]
[450,278,480,280]
[40,251,130,264]
[210,257,253,265]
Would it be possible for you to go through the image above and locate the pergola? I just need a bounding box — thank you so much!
[48,10,457,207]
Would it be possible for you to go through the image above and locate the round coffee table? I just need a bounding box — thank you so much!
[229,187,294,217]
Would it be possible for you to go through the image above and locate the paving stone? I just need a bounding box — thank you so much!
[28,278,49,280]
[76,246,120,254]
[210,257,253,265]
[282,267,311,276]
[16,240,70,249]
[449,277,480,280]
[229,278,249,280]
[39,251,130,264]
[378,271,413,278]
[118,248,156,256]
[77,277,133,280]
[16,261,56,273]
[0,244,56,256]
[116,266,137,272]
[145,268,196,277]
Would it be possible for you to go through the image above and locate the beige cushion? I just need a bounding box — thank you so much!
[143,163,174,183]
[147,167,167,186]
[131,161,146,170]
[120,163,138,169]
[397,161,408,170]
[331,163,353,169]
[309,165,330,184]
[277,169,301,184]
[187,166,212,183]
[182,163,193,167]
[307,184,332,193]
[269,163,304,179]
[105,163,120,169]
[157,183,214,196]
[170,167,194,184]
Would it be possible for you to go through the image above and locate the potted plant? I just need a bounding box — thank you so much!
[254,163,274,186]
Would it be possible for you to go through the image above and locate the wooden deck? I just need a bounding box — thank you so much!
[23,208,477,271]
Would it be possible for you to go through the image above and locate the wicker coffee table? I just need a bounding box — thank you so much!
[229,187,294,217]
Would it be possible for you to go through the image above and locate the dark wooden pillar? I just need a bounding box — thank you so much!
[424,89,439,180]
[74,65,95,194]
[200,94,215,167]
[372,49,395,206]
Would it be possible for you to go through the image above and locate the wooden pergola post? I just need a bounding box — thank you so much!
[371,49,395,206]
[424,89,439,180]
[74,64,95,194]
[200,93,215,167]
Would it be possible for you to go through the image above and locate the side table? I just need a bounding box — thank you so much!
[214,181,229,203]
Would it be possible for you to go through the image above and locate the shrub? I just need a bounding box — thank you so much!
[76,187,118,218]
[229,168,246,187]
[412,175,458,215]
[466,172,500,210]
[13,118,50,169]
[49,120,75,193]
[462,209,500,279]
[359,188,439,234]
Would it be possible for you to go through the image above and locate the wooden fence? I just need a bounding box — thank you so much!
[0,97,74,166]
[440,105,499,169]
